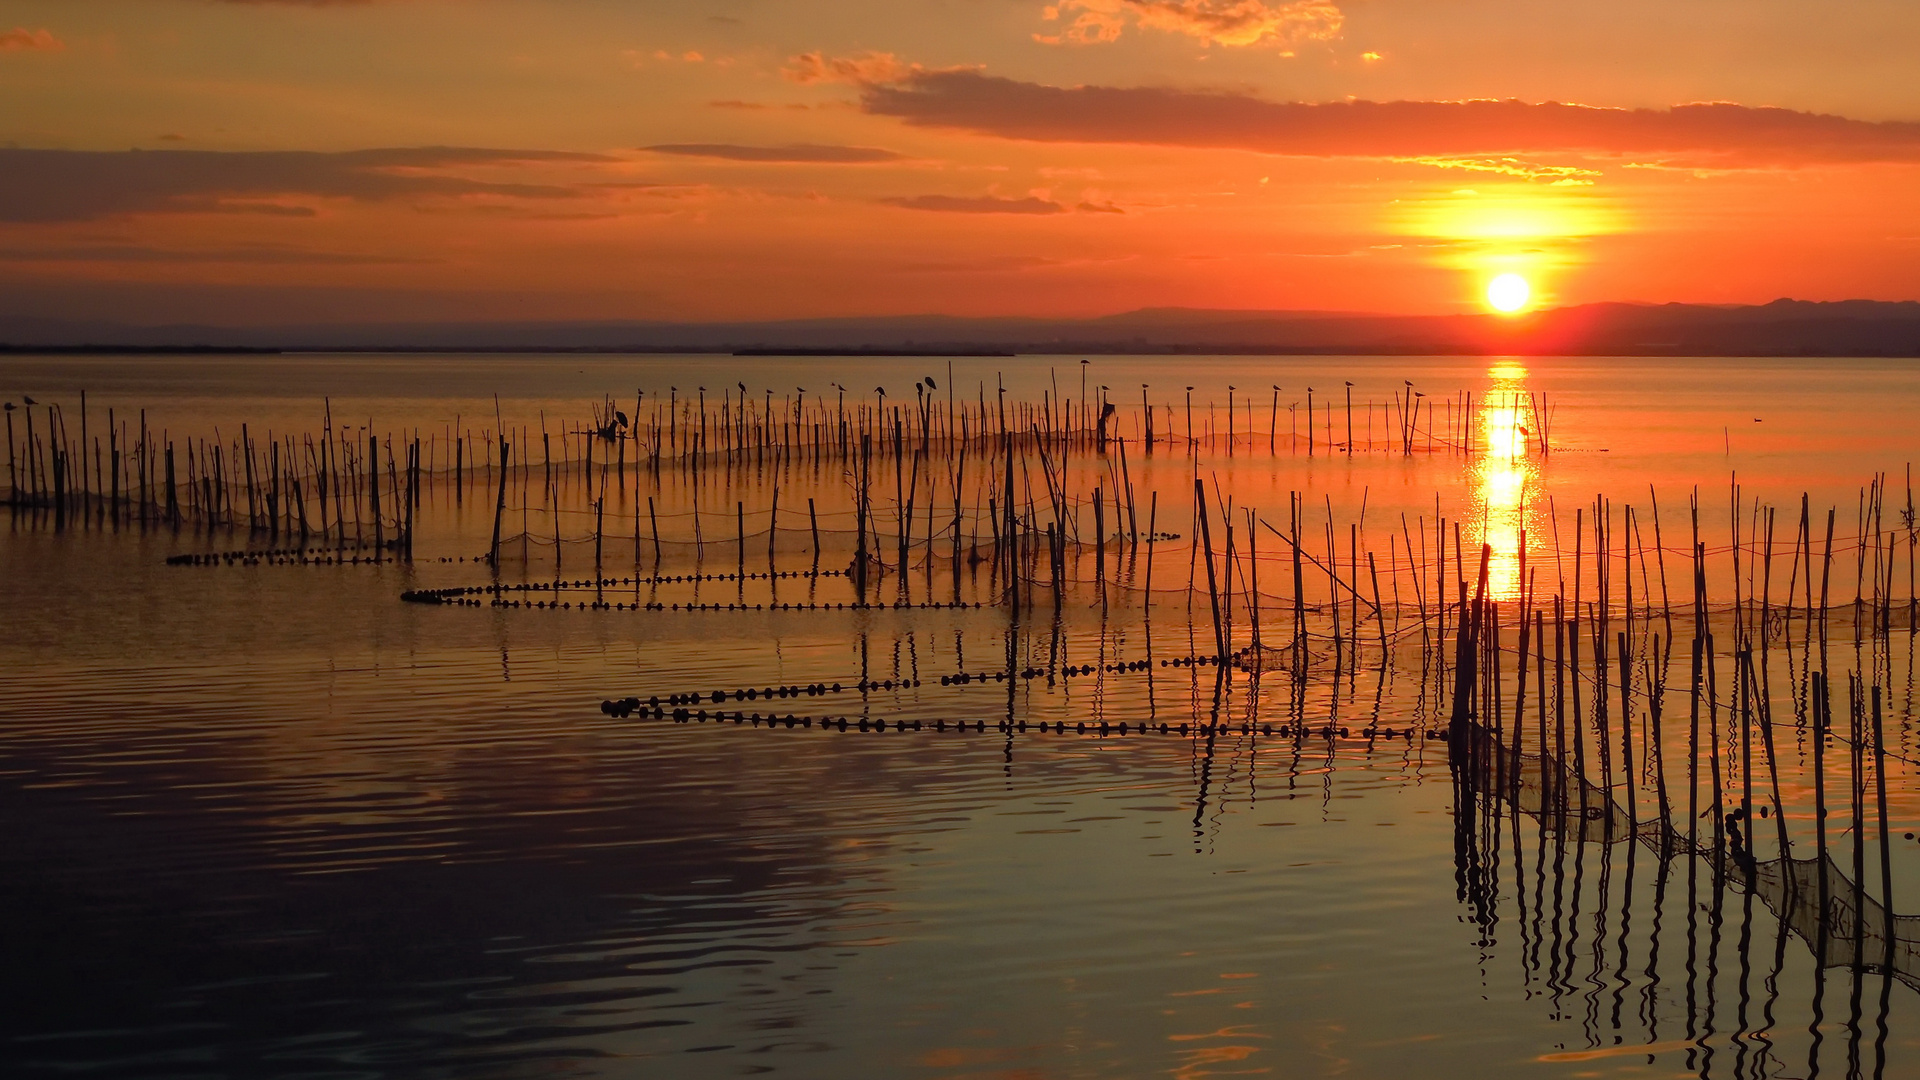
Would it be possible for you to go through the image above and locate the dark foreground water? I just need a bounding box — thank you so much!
[4,354,1920,1078]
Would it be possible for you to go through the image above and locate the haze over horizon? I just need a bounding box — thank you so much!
[2,0,1918,327]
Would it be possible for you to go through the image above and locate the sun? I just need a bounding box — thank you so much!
[1486,273,1531,313]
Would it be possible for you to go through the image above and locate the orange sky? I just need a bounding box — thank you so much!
[1,0,1917,325]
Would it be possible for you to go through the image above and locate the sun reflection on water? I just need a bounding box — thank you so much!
[1471,362,1543,601]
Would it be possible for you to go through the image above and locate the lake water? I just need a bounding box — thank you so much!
[3,353,1918,1078]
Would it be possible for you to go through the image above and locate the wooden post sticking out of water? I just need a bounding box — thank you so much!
[1344,383,1353,456]
[165,442,179,528]
[405,439,418,560]
[1195,479,1229,665]
[648,496,661,567]
[369,432,382,562]
[1005,434,1018,616]
[489,439,510,566]
[807,497,819,567]
[595,495,606,575]
[1094,486,1105,602]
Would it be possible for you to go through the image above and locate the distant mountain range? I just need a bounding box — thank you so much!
[3,299,1918,356]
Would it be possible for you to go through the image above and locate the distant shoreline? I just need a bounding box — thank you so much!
[3,299,1918,358]
[0,344,284,355]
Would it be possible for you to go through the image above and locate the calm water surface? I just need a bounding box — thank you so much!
[4,354,1919,1077]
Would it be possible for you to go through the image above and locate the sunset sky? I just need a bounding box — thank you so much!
[2,0,1918,325]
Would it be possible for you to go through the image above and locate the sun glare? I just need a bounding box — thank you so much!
[1486,273,1530,313]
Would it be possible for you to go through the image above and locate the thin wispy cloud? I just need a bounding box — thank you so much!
[783,51,931,86]
[0,27,63,52]
[1398,157,1602,185]
[1036,0,1343,50]
[644,143,904,163]
[882,194,1067,214]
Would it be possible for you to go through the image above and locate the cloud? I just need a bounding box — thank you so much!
[1398,157,1601,184]
[859,71,1920,167]
[0,244,426,265]
[0,147,615,223]
[899,254,1064,272]
[783,51,926,86]
[643,143,904,163]
[1,27,63,52]
[1036,0,1342,50]
[882,194,1067,214]
[879,194,1075,213]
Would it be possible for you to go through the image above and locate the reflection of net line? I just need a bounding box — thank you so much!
[1453,718,1920,993]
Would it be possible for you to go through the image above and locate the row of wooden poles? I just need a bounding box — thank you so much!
[1446,657,1905,1072]
[3,395,428,557]
[2,375,1554,530]
[15,387,1912,671]
[1430,501,1910,983]
[472,382,1567,612]
[581,377,1555,465]
[1183,473,1920,696]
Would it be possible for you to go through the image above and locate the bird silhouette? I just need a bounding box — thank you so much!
[738,381,746,392]
[615,410,629,427]
[875,386,886,396]
[22,396,36,405]
[925,376,937,389]
[1,402,12,412]
[1345,380,1354,387]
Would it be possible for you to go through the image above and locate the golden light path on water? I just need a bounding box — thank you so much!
[1470,361,1543,601]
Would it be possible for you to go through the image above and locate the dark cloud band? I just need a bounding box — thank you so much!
[860,71,1920,166]
[0,147,612,223]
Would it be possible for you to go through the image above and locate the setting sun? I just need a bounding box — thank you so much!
[1486,273,1531,313]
